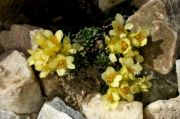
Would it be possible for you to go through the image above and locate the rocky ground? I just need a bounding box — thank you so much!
[0,0,180,119]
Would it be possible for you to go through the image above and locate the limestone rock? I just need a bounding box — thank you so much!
[82,94,143,119]
[0,109,30,119]
[144,96,180,119]
[142,67,178,104]
[128,0,180,74]
[176,60,180,94]
[38,97,85,119]
[0,50,43,114]
[0,24,40,55]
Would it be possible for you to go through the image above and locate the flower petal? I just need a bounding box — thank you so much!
[39,71,49,78]
[67,63,75,69]
[109,53,117,63]
[57,68,66,76]
[66,56,74,62]
[55,30,63,42]
[115,13,124,25]
[124,23,134,30]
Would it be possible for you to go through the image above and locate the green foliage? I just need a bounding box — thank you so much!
[72,26,102,51]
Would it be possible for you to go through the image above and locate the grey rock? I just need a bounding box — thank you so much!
[162,0,180,57]
[142,67,178,104]
[128,0,180,74]
[144,96,180,119]
[0,24,40,55]
[0,50,44,114]
[38,97,85,119]
[0,109,30,119]
[82,94,143,119]
[176,60,180,94]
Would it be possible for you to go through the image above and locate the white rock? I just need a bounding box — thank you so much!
[144,96,180,119]
[176,60,180,94]
[38,97,85,119]
[0,50,44,114]
[82,94,143,119]
[0,109,30,119]
[38,104,72,119]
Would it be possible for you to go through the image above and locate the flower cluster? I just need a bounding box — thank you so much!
[27,30,83,78]
[102,14,151,109]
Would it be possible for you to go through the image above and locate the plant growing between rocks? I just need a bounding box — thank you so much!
[27,13,152,109]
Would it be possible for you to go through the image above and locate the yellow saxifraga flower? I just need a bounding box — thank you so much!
[118,82,134,101]
[129,28,149,47]
[34,30,63,55]
[109,14,134,37]
[119,57,143,75]
[133,77,152,92]
[103,88,120,109]
[101,67,122,87]
[27,48,52,78]
[124,50,144,63]
[59,37,77,55]
[106,36,131,63]
[48,54,75,76]
[28,29,79,78]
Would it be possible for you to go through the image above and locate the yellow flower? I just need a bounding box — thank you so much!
[103,88,120,109]
[105,36,131,55]
[129,28,149,47]
[105,35,121,54]
[118,82,134,101]
[48,54,75,76]
[33,30,63,55]
[101,67,122,87]
[60,37,77,55]
[27,49,52,78]
[119,66,135,80]
[124,50,144,63]
[119,57,143,75]
[134,77,152,92]
[119,38,131,54]
[109,14,134,37]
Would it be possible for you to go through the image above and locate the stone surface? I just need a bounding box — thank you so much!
[142,67,178,104]
[144,96,180,119]
[98,0,124,12]
[128,0,180,74]
[162,0,180,57]
[132,0,150,8]
[0,109,30,119]
[0,24,39,55]
[38,97,85,119]
[40,65,101,110]
[0,50,43,114]
[82,94,143,119]
[176,60,180,94]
